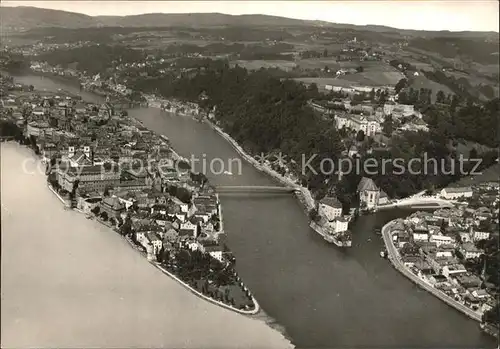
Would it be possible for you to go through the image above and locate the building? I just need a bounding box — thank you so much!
[440,187,473,200]
[41,143,59,163]
[429,234,456,247]
[473,230,490,241]
[99,196,126,218]
[400,119,429,132]
[26,121,52,137]
[412,232,429,242]
[56,164,121,193]
[146,232,163,255]
[68,148,93,167]
[348,114,381,137]
[326,217,349,233]
[357,177,380,210]
[459,242,483,259]
[179,220,197,237]
[318,196,343,221]
[384,102,414,117]
[378,190,389,205]
[441,264,467,278]
[335,113,350,130]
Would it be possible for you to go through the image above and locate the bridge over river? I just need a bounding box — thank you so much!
[215,185,298,194]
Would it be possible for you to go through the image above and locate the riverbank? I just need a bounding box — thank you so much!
[95,206,255,314]
[381,219,483,322]
[150,100,316,213]
[203,119,316,212]
[1,142,292,348]
[208,121,318,215]
[20,130,255,315]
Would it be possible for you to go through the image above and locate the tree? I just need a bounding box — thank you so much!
[103,186,111,197]
[395,78,407,94]
[120,214,133,235]
[91,206,100,215]
[369,88,375,102]
[356,130,365,142]
[308,208,318,222]
[436,90,445,104]
[382,114,393,136]
[175,187,192,203]
[100,211,108,221]
[469,147,478,159]
[482,304,499,327]
[116,216,124,227]
[378,90,387,105]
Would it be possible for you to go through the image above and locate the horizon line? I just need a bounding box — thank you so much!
[2,3,499,34]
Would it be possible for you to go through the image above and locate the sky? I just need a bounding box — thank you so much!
[2,1,499,32]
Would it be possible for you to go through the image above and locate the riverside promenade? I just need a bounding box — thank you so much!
[381,220,482,322]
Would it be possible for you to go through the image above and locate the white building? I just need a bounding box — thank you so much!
[26,121,52,138]
[413,232,429,242]
[180,221,197,237]
[335,114,350,130]
[472,230,490,241]
[442,264,467,278]
[440,187,473,200]
[400,119,429,132]
[349,114,381,137]
[383,103,414,118]
[429,234,455,247]
[459,242,483,259]
[326,217,349,233]
[318,196,343,221]
[357,177,381,210]
[146,232,163,255]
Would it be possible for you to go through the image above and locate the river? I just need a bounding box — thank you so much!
[9,75,496,348]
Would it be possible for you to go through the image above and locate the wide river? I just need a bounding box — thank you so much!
[6,75,496,348]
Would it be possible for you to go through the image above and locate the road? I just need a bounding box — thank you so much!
[378,196,455,210]
[381,220,482,322]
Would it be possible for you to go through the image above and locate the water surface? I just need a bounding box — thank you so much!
[1,142,292,348]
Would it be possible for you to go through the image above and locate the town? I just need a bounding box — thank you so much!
[0,73,258,314]
[383,182,499,336]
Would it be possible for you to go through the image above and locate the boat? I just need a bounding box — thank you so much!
[223,170,232,175]
[374,228,382,235]
[380,250,388,258]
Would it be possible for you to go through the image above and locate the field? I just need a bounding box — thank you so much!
[454,140,497,158]
[472,63,500,76]
[341,71,404,86]
[296,58,358,70]
[448,163,500,188]
[293,77,357,90]
[407,75,455,103]
[231,60,297,71]
[293,69,404,89]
